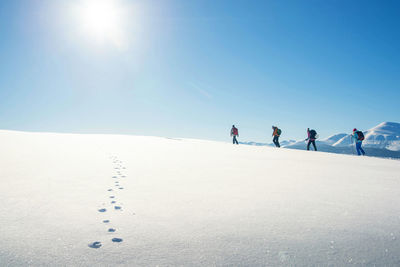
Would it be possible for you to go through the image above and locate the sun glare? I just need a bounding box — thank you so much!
[74,0,128,48]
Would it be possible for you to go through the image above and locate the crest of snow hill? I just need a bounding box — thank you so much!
[241,122,400,159]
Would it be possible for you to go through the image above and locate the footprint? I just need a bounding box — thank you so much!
[121,176,126,178]
[98,208,107,212]
[108,189,113,192]
[110,196,115,199]
[119,187,124,190]
[112,176,118,179]
[111,201,116,204]
[88,241,102,248]
[112,238,123,243]
[114,206,122,210]
[108,228,116,232]
[103,220,110,223]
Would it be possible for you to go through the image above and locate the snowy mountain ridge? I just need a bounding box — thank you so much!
[333,122,400,151]
[242,122,400,158]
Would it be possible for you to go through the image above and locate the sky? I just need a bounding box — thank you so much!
[0,0,399,142]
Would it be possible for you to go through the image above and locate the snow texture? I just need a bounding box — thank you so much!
[244,122,400,159]
[333,122,400,151]
[0,130,400,266]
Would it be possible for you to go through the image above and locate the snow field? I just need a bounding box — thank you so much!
[0,130,400,266]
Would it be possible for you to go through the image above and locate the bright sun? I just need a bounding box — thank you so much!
[74,0,128,48]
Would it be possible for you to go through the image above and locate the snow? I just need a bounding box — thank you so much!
[240,122,400,158]
[321,133,348,145]
[240,140,297,147]
[1,130,400,266]
[276,122,400,159]
[333,122,400,151]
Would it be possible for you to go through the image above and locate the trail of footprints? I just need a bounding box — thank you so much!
[89,156,127,249]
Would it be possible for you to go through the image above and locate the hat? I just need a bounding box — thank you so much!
[353,128,357,132]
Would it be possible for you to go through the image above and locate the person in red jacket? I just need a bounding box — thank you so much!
[230,125,239,145]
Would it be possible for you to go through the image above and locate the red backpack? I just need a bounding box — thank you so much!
[232,128,238,135]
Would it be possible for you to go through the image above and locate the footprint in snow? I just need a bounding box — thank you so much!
[88,241,102,248]
[112,176,118,179]
[111,201,116,204]
[112,238,123,243]
[98,208,107,212]
[110,196,115,199]
[108,228,116,232]
[114,206,122,210]
[103,220,110,223]
[108,189,113,191]
[119,187,124,190]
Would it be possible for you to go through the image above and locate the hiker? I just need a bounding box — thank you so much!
[306,128,318,151]
[230,125,239,145]
[272,126,281,147]
[352,128,366,156]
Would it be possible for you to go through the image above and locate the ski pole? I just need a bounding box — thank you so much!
[350,135,355,155]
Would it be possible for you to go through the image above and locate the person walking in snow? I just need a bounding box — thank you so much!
[352,128,366,156]
[306,128,318,151]
[231,125,239,145]
[272,126,281,147]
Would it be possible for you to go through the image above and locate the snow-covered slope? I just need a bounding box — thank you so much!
[321,133,348,145]
[1,130,400,266]
[334,122,400,151]
[285,140,400,158]
[239,141,270,146]
[332,134,352,147]
[280,122,400,158]
[279,139,297,147]
[240,140,296,147]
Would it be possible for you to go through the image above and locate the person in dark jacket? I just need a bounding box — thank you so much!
[230,125,239,145]
[306,128,317,151]
[272,126,281,147]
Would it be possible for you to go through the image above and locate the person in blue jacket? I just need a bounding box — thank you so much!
[352,128,366,156]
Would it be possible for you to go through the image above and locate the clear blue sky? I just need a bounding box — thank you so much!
[0,0,399,142]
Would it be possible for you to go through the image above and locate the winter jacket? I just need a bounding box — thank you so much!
[308,129,317,141]
[352,132,362,143]
[231,127,239,136]
[272,127,279,136]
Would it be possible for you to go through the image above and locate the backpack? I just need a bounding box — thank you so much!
[356,131,364,141]
[276,128,282,136]
[232,128,238,136]
[310,129,317,139]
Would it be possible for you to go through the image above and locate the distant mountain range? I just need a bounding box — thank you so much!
[241,122,400,159]
[239,140,297,147]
